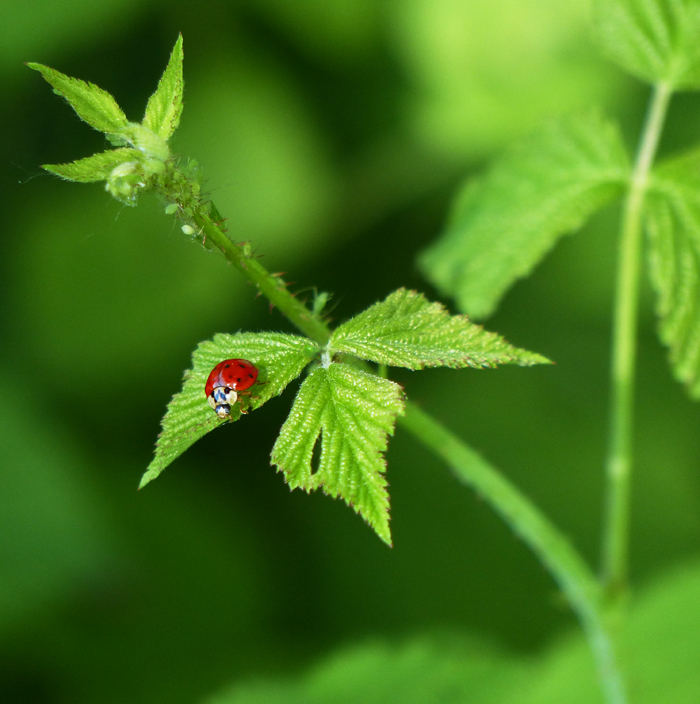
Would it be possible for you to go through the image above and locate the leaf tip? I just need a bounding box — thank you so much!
[379,531,393,548]
[532,353,554,366]
[170,33,184,61]
[138,470,157,490]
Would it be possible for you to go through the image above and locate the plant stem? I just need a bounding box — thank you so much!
[186,180,627,702]
[400,402,626,704]
[602,82,671,603]
[191,209,332,346]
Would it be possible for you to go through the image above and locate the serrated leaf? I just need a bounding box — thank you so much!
[43,148,141,183]
[646,148,700,396]
[419,112,629,319]
[27,63,129,135]
[271,363,405,545]
[330,288,551,369]
[593,0,700,89]
[141,333,319,487]
[142,34,184,141]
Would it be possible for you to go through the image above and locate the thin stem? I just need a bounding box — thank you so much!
[192,209,331,346]
[400,403,626,704]
[602,82,671,602]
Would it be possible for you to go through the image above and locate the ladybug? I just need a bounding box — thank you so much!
[205,359,259,419]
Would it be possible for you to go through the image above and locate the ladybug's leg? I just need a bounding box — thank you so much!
[241,380,266,402]
[238,391,251,414]
[237,389,259,413]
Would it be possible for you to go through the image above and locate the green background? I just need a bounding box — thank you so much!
[2,0,700,702]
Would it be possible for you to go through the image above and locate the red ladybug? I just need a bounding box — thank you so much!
[205,359,259,419]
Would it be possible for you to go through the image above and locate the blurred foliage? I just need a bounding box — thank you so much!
[207,557,700,703]
[419,111,629,318]
[646,148,700,397]
[2,0,700,703]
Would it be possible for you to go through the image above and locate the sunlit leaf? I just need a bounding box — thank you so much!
[330,288,551,369]
[143,34,184,141]
[27,62,129,134]
[43,148,141,183]
[593,0,700,89]
[141,333,318,487]
[646,148,700,397]
[419,112,629,319]
[271,363,405,545]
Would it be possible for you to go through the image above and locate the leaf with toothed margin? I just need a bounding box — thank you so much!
[418,112,629,319]
[140,333,319,488]
[143,34,184,141]
[329,288,551,369]
[271,363,406,546]
[646,148,700,398]
[26,62,129,135]
[593,0,700,90]
[42,148,142,183]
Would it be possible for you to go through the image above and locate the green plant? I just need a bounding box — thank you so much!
[26,38,549,547]
[26,2,700,701]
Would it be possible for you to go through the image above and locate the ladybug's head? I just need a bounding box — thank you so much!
[208,386,238,419]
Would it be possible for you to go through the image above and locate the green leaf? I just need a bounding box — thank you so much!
[330,288,551,369]
[419,112,630,319]
[42,148,142,183]
[142,34,184,141]
[646,148,700,397]
[27,62,129,135]
[593,0,700,90]
[140,333,319,488]
[271,363,406,546]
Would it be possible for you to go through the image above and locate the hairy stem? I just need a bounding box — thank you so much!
[191,208,331,346]
[400,403,626,704]
[189,189,626,703]
[602,82,671,603]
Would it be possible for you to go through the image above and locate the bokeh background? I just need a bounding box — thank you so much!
[2,0,700,702]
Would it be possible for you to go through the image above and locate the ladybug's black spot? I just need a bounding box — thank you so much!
[224,364,230,368]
